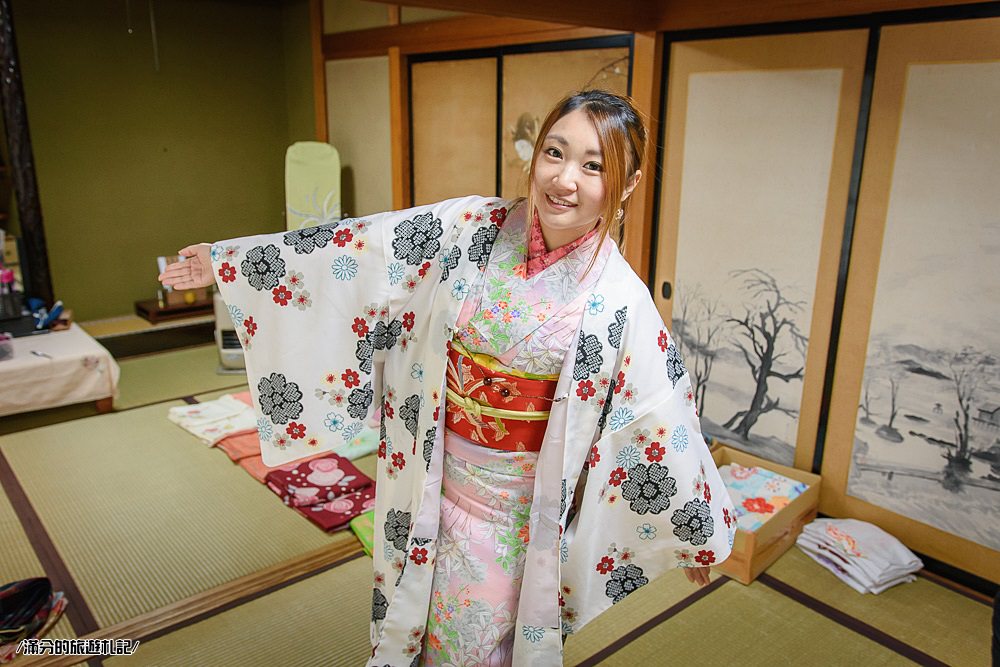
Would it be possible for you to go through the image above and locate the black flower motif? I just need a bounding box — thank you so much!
[369,320,403,351]
[467,225,499,270]
[422,426,436,471]
[372,587,387,621]
[241,244,286,291]
[573,332,604,381]
[411,537,432,547]
[605,563,648,604]
[399,394,421,439]
[608,307,627,349]
[665,343,687,388]
[355,338,374,375]
[597,386,615,432]
[283,224,337,254]
[671,498,714,546]
[384,508,411,551]
[257,373,303,425]
[560,479,567,522]
[348,381,373,420]
[392,213,443,265]
[620,462,677,515]
[439,245,461,282]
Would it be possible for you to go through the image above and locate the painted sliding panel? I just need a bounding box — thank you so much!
[823,18,1000,583]
[500,48,630,199]
[411,58,498,206]
[655,31,868,468]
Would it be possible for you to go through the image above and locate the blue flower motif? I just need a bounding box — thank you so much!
[227,304,244,327]
[332,255,359,281]
[324,412,344,432]
[585,293,605,315]
[342,421,363,441]
[670,425,689,453]
[522,625,545,643]
[256,417,273,441]
[451,278,470,300]
[410,363,424,381]
[608,407,635,432]
[210,244,223,262]
[387,262,404,285]
[637,523,657,540]
[616,445,640,469]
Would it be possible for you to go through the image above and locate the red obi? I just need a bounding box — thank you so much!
[445,341,558,452]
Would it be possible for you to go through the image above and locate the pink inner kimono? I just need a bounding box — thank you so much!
[423,206,611,665]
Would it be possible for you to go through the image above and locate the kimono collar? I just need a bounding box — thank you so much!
[524,210,600,278]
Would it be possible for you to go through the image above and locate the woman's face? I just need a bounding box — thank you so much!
[530,109,607,249]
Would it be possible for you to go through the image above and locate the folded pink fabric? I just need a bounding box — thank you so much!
[265,454,372,507]
[216,431,262,462]
[294,485,376,532]
[239,452,327,483]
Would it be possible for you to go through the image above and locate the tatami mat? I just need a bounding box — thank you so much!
[105,556,374,667]
[0,401,352,628]
[766,547,991,666]
[0,475,46,586]
[115,344,246,409]
[591,579,911,666]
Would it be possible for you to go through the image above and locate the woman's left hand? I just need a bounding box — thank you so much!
[683,566,712,587]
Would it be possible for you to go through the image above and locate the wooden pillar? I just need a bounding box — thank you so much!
[622,30,663,284]
[310,0,328,142]
[0,0,53,306]
[388,46,411,209]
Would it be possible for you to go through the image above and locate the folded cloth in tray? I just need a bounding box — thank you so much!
[167,393,257,445]
[718,463,809,532]
[265,454,372,507]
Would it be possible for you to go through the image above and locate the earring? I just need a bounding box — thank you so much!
[615,208,624,221]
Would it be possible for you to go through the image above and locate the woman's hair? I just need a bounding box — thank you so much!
[525,90,648,259]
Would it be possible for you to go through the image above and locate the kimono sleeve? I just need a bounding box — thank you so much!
[209,197,481,466]
[560,294,737,633]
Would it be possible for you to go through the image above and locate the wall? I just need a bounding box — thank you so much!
[6,0,316,320]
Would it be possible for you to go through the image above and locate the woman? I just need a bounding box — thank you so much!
[160,90,735,666]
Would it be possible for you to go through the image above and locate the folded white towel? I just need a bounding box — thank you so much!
[168,394,258,445]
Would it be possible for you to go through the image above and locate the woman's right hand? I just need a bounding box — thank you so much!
[157,243,215,290]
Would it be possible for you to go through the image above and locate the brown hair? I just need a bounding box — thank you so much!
[524,90,647,268]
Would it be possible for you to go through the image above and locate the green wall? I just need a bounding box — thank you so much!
[7,0,315,320]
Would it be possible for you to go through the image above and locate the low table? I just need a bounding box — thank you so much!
[0,323,121,417]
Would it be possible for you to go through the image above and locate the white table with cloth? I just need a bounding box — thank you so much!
[0,323,120,417]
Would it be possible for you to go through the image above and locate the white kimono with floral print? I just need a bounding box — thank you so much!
[211,195,736,666]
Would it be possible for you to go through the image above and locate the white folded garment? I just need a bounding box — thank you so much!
[168,394,258,445]
[796,518,922,594]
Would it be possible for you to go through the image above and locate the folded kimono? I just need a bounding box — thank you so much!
[350,510,376,557]
[718,463,809,532]
[216,431,263,462]
[796,518,922,594]
[167,393,257,445]
[265,454,372,507]
[295,486,376,532]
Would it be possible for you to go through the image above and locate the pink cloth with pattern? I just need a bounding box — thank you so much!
[265,454,372,507]
[295,486,376,532]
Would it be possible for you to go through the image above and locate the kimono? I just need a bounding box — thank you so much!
[211,195,736,666]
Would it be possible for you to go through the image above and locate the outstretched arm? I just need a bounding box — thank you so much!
[157,244,214,290]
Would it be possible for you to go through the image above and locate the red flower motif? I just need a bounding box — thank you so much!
[378,441,387,459]
[614,370,626,393]
[352,317,369,337]
[244,316,258,337]
[743,497,775,514]
[432,406,440,422]
[657,330,669,352]
[409,547,428,565]
[723,507,734,528]
[517,524,530,544]
[272,285,293,306]
[391,452,406,470]
[589,446,601,467]
[333,228,353,247]
[703,482,712,503]
[218,262,237,283]
[596,556,615,574]
[286,422,306,439]
[402,312,415,331]
[608,467,627,487]
[384,402,394,420]
[463,211,473,221]
[576,380,596,400]
[342,369,361,388]
[417,262,431,278]
[645,442,666,463]
[695,550,716,566]
[490,207,507,225]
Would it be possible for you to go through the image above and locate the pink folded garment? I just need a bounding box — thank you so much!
[265,454,372,507]
[230,390,253,406]
[239,452,327,483]
[216,431,262,462]
[294,485,376,532]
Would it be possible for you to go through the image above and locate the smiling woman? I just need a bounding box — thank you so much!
[158,90,734,667]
